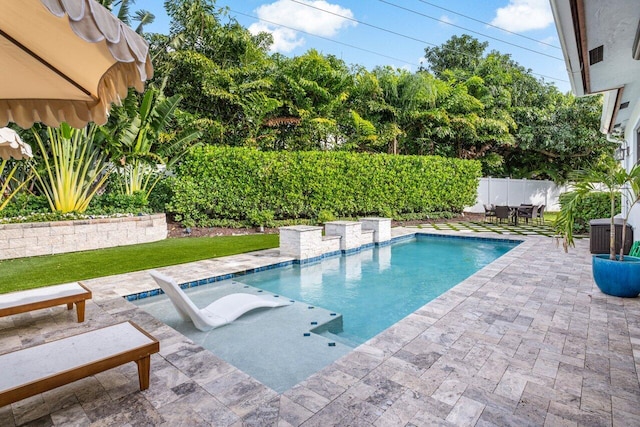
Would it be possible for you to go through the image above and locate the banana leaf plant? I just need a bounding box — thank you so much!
[556,158,640,260]
[104,83,201,200]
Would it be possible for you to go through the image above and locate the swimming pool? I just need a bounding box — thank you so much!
[239,235,517,346]
[134,234,519,392]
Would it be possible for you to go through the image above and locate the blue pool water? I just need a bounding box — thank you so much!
[235,235,517,346]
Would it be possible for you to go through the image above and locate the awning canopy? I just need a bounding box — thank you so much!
[0,0,153,129]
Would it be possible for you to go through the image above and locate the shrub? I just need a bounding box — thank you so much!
[147,176,175,213]
[246,209,276,227]
[168,147,481,226]
[0,193,49,218]
[0,191,151,222]
[317,209,336,224]
[86,192,150,215]
[559,191,618,234]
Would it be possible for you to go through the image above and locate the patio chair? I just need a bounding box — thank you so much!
[149,270,292,331]
[517,205,538,224]
[537,204,546,224]
[483,204,496,223]
[494,205,512,224]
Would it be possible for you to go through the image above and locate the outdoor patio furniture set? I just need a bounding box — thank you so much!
[483,203,545,225]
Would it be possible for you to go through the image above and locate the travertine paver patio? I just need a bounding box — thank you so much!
[1,228,639,426]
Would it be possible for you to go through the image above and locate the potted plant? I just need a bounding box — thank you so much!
[556,157,640,297]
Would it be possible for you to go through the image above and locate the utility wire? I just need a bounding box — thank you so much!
[415,0,561,49]
[289,0,564,61]
[286,0,444,49]
[228,4,568,83]
[285,0,567,81]
[378,0,564,61]
[230,9,420,68]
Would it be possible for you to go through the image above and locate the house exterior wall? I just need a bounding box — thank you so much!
[625,108,640,235]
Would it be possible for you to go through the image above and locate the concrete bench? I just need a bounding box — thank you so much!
[0,282,92,322]
[0,321,159,407]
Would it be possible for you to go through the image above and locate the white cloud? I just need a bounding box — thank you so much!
[249,22,306,52]
[439,15,454,26]
[490,0,553,32]
[537,35,556,47]
[248,0,356,53]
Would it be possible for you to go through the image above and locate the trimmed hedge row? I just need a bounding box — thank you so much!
[168,147,482,226]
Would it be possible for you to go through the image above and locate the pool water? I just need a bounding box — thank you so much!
[239,235,517,346]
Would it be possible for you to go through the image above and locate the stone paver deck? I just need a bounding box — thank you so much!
[1,228,639,426]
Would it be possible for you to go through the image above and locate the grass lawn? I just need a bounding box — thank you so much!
[0,234,279,294]
[544,211,558,223]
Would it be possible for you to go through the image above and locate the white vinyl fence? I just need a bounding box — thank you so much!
[466,177,571,214]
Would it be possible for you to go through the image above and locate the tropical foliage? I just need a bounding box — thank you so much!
[0,159,33,211]
[142,1,611,182]
[1,0,614,224]
[103,83,201,199]
[32,123,112,213]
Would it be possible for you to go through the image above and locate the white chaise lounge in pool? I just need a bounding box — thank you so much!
[149,270,291,331]
[0,321,159,407]
[0,282,92,322]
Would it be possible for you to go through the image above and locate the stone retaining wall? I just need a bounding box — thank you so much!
[0,214,167,260]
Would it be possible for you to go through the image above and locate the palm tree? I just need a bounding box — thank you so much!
[96,0,155,34]
[32,123,112,213]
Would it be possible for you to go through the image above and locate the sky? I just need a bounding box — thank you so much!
[134,0,571,92]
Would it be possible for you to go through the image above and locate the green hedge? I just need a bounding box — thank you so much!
[559,191,619,234]
[168,147,482,226]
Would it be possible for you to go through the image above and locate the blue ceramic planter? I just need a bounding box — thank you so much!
[592,254,640,297]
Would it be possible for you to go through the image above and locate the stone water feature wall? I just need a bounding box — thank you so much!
[0,213,167,260]
[279,217,391,261]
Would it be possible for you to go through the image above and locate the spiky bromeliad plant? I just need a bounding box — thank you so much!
[556,158,640,261]
[33,123,112,213]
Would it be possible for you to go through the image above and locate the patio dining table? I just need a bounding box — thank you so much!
[509,205,536,226]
